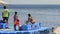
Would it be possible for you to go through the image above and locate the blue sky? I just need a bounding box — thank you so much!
[3,0,60,4]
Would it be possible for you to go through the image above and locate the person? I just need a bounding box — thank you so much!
[14,12,20,30]
[25,14,36,30]
[26,14,32,24]
[2,6,9,23]
[28,14,32,22]
[26,14,35,24]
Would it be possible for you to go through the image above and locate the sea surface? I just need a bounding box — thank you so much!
[0,5,60,29]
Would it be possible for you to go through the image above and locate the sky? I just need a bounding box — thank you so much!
[2,0,60,5]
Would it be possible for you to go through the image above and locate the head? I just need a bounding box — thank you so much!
[4,6,6,9]
[15,12,17,15]
[28,14,31,17]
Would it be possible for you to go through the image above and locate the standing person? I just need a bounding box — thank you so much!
[14,12,20,30]
[2,6,9,23]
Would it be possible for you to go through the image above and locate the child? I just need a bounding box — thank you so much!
[14,12,20,30]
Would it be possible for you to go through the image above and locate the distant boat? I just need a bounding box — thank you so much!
[0,0,7,5]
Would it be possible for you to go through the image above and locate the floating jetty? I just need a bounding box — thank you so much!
[0,27,52,34]
[0,21,52,34]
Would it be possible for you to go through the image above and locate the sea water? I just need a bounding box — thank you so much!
[0,5,60,29]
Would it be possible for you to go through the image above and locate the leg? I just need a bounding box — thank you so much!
[17,24,20,30]
[14,25,16,30]
[3,17,9,28]
[3,17,5,23]
[5,17,8,24]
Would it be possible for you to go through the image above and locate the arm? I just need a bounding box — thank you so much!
[2,12,3,18]
[8,12,9,18]
[7,9,10,18]
[28,16,32,21]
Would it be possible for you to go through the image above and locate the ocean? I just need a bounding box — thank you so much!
[0,5,60,29]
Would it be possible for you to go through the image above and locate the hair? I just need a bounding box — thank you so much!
[4,6,6,9]
[15,12,17,14]
[28,14,31,17]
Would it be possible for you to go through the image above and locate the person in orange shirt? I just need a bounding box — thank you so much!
[14,12,20,30]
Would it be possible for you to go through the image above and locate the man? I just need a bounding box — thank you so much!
[2,6,9,23]
[26,14,35,24]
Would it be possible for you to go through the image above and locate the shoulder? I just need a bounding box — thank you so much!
[28,17,32,19]
[5,9,9,12]
[14,15,18,17]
